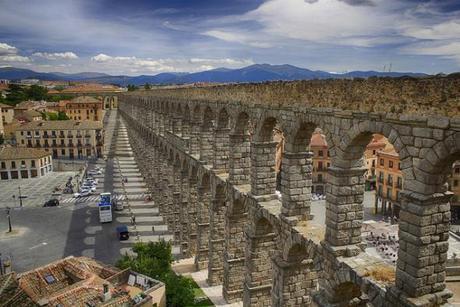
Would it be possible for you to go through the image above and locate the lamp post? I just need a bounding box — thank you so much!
[18,186,23,208]
[6,207,12,233]
[75,174,80,192]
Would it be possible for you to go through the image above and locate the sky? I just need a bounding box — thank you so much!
[0,0,459,75]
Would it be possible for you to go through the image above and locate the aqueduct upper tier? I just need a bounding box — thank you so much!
[119,76,460,307]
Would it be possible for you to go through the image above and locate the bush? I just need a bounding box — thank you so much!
[116,240,195,306]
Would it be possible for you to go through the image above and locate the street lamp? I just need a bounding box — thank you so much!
[75,174,80,192]
[18,186,23,208]
[5,207,12,233]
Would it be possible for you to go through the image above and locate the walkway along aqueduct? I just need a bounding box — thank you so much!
[119,78,460,306]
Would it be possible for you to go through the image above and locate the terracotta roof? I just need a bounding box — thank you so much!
[310,132,327,147]
[0,146,51,160]
[70,96,102,104]
[15,120,102,131]
[0,103,13,109]
[0,273,38,307]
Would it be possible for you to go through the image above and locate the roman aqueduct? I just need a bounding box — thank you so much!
[118,77,460,306]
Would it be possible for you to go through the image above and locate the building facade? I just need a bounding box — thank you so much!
[310,132,330,195]
[0,146,52,180]
[64,96,104,121]
[0,103,14,125]
[15,120,103,160]
[374,145,403,219]
[449,161,460,221]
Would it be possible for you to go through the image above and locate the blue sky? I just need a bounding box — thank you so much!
[0,0,459,75]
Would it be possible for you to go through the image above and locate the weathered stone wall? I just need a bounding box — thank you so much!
[119,79,460,306]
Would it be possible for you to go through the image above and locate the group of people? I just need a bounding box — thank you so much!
[366,232,399,264]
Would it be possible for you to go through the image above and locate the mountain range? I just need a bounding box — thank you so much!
[0,64,428,86]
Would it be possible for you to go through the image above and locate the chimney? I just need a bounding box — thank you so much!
[102,283,111,302]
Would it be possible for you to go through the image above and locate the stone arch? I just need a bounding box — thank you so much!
[233,111,250,135]
[256,116,278,142]
[325,269,363,305]
[200,106,215,163]
[217,107,230,129]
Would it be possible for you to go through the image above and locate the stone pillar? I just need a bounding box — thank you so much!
[243,224,276,306]
[200,127,214,165]
[223,200,248,303]
[195,185,211,270]
[228,134,251,185]
[171,116,182,135]
[164,162,175,232]
[158,113,165,135]
[189,121,201,156]
[324,166,366,256]
[172,165,182,244]
[272,256,317,306]
[180,170,190,256]
[188,176,199,255]
[250,141,278,196]
[391,192,452,304]
[280,151,313,224]
[182,119,191,139]
[207,198,226,286]
[213,128,230,173]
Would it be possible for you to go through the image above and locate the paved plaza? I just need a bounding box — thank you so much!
[0,171,79,209]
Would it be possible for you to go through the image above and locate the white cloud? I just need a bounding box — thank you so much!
[0,55,31,62]
[32,51,78,60]
[204,30,273,48]
[402,41,460,64]
[0,43,18,55]
[88,53,254,74]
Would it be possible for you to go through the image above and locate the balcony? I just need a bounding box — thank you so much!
[26,135,32,138]
[43,134,49,139]
[68,143,74,147]
[51,134,57,138]
[59,134,65,138]
[85,134,91,138]
[76,134,83,138]
[77,143,83,147]
[85,143,92,147]
[67,134,73,138]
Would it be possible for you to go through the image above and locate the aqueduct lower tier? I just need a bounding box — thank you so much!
[119,78,460,306]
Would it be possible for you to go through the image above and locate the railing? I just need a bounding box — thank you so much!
[76,134,83,138]
[43,135,49,139]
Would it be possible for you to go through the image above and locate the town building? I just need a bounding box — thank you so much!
[14,109,43,123]
[0,105,3,137]
[0,102,15,125]
[15,120,104,159]
[364,135,387,190]
[374,144,403,219]
[310,132,330,195]
[448,162,460,221]
[0,256,166,307]
[64,96,104,121]
[0,146,52,180]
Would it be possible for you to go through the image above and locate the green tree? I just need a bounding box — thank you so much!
[127,84,138,91]
[144,83,151,90]
[57,111,69,120]
[116,240,195,306]
[26,85,48,101]
[5,84,27,105]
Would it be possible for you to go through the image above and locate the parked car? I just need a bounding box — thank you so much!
[116,225,129,240]
[43,199,59,207]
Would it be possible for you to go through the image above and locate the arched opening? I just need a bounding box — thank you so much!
[200,107,215,164]
[330,281,362,304]
[272,243,316,306]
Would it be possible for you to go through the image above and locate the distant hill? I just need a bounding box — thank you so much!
[0,65,428,86]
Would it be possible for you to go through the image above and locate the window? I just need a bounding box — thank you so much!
[387,188,392,199]
[317,174,323,183]
[455,167,460,174]
[61,149,65,155]
[0,162,5,169]
[21,160,26,167]
[378,172,384,183]
[11,161,16,169]
[398,162,401,170]
[387,174,393,186]
[389,161,393,168]
[318,150,323,157]
[31,160,35,167]
[454,180,459,187]
[372,160,375,167]
[380,158,384,166]
[21,139,24,144]
[318,161,323,171]
[397,177,403,189]
[373,150,376,155]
